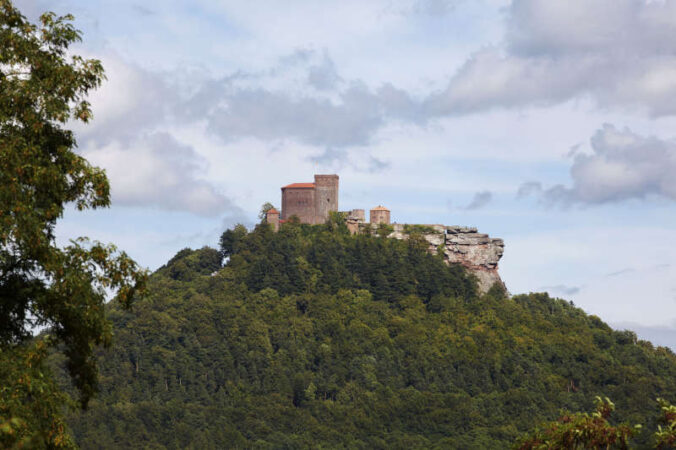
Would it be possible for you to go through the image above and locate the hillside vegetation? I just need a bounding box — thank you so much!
[60,220,676,448]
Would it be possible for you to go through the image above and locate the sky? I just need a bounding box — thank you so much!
[15,0,676,347]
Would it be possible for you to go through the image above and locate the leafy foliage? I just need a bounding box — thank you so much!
[218,224,247,259]
[655,398,676,449]
[258,202,275,221]
[57,224,676,448]
[402,224,438,234]
[0,340,76,449]
[0,1,146,446]
[157,247,222,282]
[515,397,639,449]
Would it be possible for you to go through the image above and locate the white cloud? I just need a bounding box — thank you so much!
[428,0,676,116]
[84,132,241,217]
[180,51,420,150]
[307,52,341,91]
[387,0,461,16]
[204,84,386,148]
[65,52,246,217]
[522,124,676,205]
[507,0,676,57]
[72,52,179,146]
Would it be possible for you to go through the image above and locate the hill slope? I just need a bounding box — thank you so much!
[62,222,676,448]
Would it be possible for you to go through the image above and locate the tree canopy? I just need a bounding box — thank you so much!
[0,1,146,446]
[56,223,676,448]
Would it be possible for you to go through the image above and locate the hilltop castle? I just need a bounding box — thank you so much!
[266,174,390,232]
[265,174,505,293]
[281,174,339,225]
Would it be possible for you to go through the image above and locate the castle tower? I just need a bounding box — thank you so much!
[313,174,339,224]
[370,205,390,225]
[266,208,280,231]
[281,182,316,223]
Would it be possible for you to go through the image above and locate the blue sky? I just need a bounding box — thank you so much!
[16,0,676,347]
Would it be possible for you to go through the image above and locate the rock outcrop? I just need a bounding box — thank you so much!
[385,224,505,293]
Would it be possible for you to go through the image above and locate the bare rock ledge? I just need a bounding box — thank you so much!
[385,224,505,294]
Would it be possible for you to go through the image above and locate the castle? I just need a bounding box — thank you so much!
[265,174,390,233]
[281,174,339,225]
[265,174,506,293]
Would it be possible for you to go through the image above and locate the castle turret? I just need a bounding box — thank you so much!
[370,205,390,225]
[266,208,280,231]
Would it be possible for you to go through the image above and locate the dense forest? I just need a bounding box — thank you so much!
[52,219,676,448]
[4,2,676,448]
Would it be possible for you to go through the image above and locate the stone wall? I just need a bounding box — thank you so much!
[281,187,316,223]
[384,223,505,293]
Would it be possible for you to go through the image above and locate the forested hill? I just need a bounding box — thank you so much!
[60,221,676,448]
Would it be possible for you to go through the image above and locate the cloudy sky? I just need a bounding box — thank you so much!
[16,0,676,347]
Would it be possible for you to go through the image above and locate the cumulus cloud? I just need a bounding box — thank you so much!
[385,0,460,16]
[533,124,676,205]
[190,71,418,150]
[507,0,676,57]
[70,48,416,215]
[64,53,246,217]
[309,147,390,173]
[462,191,493,210]
[204,84,386,148]
[427,0,676,116]
[410,0,458,16]
[516,181,542,199]
[60,2,676,216]
[307,52,341,91]
[85,133,241,216]
[73,54,178,146]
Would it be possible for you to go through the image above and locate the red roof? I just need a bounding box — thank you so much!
[371,205,390,211]
[282,182,315,189]
[267,208,280,214]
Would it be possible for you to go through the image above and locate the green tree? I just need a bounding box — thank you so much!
[258,202,275,221]
[376,223,394,238]
[0,1,147,446]
[515,397,640,450]
[219,224,248,258]
[655,398,676,449]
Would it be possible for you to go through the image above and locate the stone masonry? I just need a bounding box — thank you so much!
[280,174,339,225]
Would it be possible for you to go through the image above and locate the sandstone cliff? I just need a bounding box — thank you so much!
[385,224,505,293]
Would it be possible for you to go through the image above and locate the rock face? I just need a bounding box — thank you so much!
[387,224,505,293]
[442,226,505,293]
